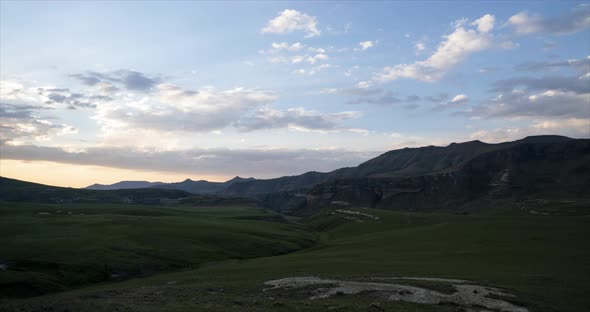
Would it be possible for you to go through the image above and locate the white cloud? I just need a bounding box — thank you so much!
[234,107,362,133]
[359,40,376,51]
[415,41,425,52]
[272,41,305,52]
[308,47,326,53]
[450,94,469,103]
[470,117,590,143]
[506,5,590,35]
[291,69,306,75]
[468,88,590,120]
[291,55,306,63]
[306,53,329,64]
[356,81,372,89]
[95,84,278,135]
[471,14,495,33]
[373,14,494,83]
[262,9,321,38]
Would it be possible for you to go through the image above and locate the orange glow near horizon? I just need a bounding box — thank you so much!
[0,160,230,188]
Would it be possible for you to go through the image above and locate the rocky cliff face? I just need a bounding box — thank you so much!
[223,136,589,215]
[304,138,590,214]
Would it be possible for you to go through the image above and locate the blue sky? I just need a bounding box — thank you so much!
[1,1,589,186]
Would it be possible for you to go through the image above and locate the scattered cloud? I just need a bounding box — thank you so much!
[37,88,112,109]
[259,42,305,54]
[262,9,320,38]
[95,85,277,134]
[234,107,362,133]
[471,14,495,33]
[306,53,329,64]
[0,144,376,178]
[373,14,495,83]
[513,56,589,72]
[450,94,469,104]
[0,103,76,144]
[470,117,590,143]
[358,40,376,51]
[506,4,590,35]
[70,69,160,92]
[414,41,426,53]
[469,89,590,119]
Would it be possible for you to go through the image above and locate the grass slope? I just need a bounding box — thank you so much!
[0,202,315,298]
[2,205,589,311]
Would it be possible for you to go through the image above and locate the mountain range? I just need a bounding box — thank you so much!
[3,135,589,215]
[86,176,254,193]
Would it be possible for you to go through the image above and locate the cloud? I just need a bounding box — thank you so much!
[306,53,329,64]
[347,91,401,106]
[491,75,590,94]
[469,118,590,143]
[262,9,321,38]
[70,69,160,92]
[95,85,277,134]
[513,56,589,72]
[468,87,589,120]
[465,59,590,127]
[259,42,305,54]
[0,103,76,144]
[0,144,376,178]
[358,40,376,51]
[450,94,469,104]
[506,4,590,35]
[414,41,425,52]
[37,87,112,109]
[373,14,494,83]
[234,107,362,132]
[471,14,495,33]
[272,41,305,52]
[343,88,447,109]
[293,64,333,76]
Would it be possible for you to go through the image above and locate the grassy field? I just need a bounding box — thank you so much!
[0,202,315,298]
[1,203,589,311]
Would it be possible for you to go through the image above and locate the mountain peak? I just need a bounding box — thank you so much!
[226,176,254,183]
[519,135,572,144]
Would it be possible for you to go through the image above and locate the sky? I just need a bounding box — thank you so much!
[1,1,589,187]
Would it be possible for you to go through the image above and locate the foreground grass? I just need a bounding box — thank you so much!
[1,204,589,311]
[0,202,315,297]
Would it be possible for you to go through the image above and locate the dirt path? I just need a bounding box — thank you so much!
[264,276,528,312]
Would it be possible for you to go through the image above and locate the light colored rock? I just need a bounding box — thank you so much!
[264,276,528,312]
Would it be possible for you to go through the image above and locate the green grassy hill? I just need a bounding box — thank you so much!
[0,202,314,298]
[2,205,589,311]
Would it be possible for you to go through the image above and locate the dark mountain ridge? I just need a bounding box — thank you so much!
[85,176,255,194]
[86,181,165,190]
[4,135,587,215]
[224,135,589,214]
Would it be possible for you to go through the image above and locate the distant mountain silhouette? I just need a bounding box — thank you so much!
[85,176,255,194]
[4,135,589,215]
[86,181,165,190]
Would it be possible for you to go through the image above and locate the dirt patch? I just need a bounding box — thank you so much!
[334,209,380,220]
[264,276,528,312]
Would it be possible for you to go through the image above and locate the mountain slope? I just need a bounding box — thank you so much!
[0,177,190,204]
[86,181,165,190]
[224,135,589,214]
[85,176,255,194]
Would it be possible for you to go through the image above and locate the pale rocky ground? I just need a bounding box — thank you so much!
[264,276,528,312]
